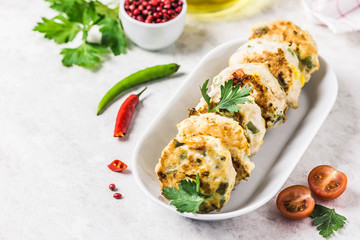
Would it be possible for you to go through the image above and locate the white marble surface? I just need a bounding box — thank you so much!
[1,0,360,239]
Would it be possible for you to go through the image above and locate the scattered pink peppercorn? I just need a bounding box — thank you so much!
[125,0,183,24]
[113,193,122,199]
[109,183,116,191]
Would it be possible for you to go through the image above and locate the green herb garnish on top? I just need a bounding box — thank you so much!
[162,173,213,213]
[310,204,347,238]
[200,79,252,115]
[33,0,127,69]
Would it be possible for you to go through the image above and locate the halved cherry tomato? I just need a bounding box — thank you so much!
[276,185,315,220]
[308,165,347,200]
[108,160,128,172]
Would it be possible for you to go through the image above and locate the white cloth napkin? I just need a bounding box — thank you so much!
[302,0,360,34]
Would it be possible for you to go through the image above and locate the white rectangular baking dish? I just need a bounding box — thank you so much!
[132,39,338,221]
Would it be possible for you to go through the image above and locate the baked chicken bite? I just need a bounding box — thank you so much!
[229,38,302,108]
[155,135,236,213]
[195,98,266,156]
[177,113,255,185]
[210,63,287,129]
[234,99,266,155]
[250,19,319,83]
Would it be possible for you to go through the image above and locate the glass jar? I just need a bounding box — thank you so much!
[186,0,272,20]
[187,0,240,13]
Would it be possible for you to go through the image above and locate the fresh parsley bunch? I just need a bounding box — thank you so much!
[201,79,252,115]
[34,0,127,69]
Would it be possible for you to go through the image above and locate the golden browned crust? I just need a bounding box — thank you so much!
[229,69,287,127]
[250,20,319,82]
[241,49,292,93]
[177,113,255,185]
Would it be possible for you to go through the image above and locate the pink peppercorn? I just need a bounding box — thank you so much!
[109,184,116,191]
[133,9,140,15]
[113,193,122,199]
[150,0,158,6]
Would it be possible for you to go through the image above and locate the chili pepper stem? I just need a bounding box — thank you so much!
[136,87,147,98]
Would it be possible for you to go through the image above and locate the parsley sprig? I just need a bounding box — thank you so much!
[162,173,213,213]
[200,79,252,115]
[34,0,127,69]
[310,204,347,238]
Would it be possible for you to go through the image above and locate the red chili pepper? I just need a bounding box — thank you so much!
[114,87,147,137]
[108,160,128,172]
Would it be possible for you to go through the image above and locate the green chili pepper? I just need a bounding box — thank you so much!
[97,63,180,115]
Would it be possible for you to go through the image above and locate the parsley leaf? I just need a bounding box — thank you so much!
[82,2,98,27]
[94,1,119,20]
[200,79,211,107]
[98,16,126,55]
[200,79,252,115]
[310,204,347,238]
[61,42,108,69]
[33,15,81,44]
[162,173,212,213]
[46,0,79,13]
[46,0,87,22]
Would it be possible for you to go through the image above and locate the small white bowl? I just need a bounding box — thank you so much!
[120,0,187,51]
